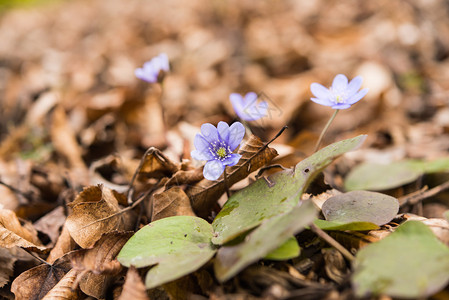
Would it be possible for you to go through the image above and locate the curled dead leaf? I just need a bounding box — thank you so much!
[0,208,46,252]
[65,185,134,248]
[187,135,278,217]
[0,248,16,288]
[152,186,196,221]
[46,224,77,264]
[138,147,179,180]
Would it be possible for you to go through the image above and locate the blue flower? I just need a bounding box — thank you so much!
[230,92,268,121]
[135,53,170,83]
[310,74,368,109]
[191,121,245,181]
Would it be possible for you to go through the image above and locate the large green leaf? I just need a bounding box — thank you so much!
[352,221,449,298]
[264,236,300,261]
[212,135,367,245]
[214,200,317,282]
[321,191,399,226]
[345,158,449,191]
[314,219,379,231]
[117,216,216,289]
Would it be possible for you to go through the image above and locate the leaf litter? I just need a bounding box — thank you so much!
[1,0,449,299]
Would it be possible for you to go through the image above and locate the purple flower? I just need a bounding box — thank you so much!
[310,74,368,109]
[230,92,268,121]
[135,53,170,83]
[191,121,245,181]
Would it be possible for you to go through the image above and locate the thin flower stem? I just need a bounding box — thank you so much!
[241,120,253,137]
[223,167,231,198]
[313,109,339,153]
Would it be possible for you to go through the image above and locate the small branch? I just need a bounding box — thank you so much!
[313,110,339,153]
[399,180,449,207]
[310,223,355,262]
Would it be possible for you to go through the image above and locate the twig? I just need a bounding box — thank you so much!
[23,249,51,266]
[399,180,449,207]
[310,223,355,262]
[0,179,34,201]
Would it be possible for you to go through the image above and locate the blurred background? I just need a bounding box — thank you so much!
[0,0,449,189]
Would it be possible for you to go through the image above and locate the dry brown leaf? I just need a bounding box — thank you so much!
[164,168,204,189]
[70,231,133,299]
[0,248,16,288]
[186,135,278,217]
[51,105,86,170]
[0,208,46,252]
[152,186,196,221]
[41,269,79,300]
[11,255,71,300]
[65,185,134,248]
[33,206,66,246]
[118,267,149,300]
[47,224,77,264]
[138,147,179,180]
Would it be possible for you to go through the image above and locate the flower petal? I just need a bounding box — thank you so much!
[347,88,369,105]
[203,160,225,181]
[310,83,331,100]
[200,123,219,144]
[310,97,334,107]
[191,149,213,161]
[217,121,230,144]
[158,53,170,71]
[135,68,157,83]
[228,122,245,151]
[194,134,211,153]
[346,76,363,97]
[222,153,241,167]
[331,103,351,109]
[244,92,258,104]
[332,74,348,91]
[230,93,245,119]
[244,102,268,121]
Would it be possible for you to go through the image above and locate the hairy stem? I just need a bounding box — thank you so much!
[313,109,339,153]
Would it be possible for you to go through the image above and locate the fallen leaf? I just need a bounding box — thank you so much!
[66,185,134,248]
[118,216,216,289]
[33,206,66,246]
[187,134,278,217]
[314,219,379,231]
[41,269,79,300]
[352,221,449,298]
[264,237,300,261]
[0,248,16,288]
[51,105,86,170]
[11,255,71,300]
[71,231,133,299]
[0,208,46,252]
[118,267,149,300]
[46,224,77,264]
[164,168,204,189]
[152,186,196,221]
[214,200,317,282]
[321,191,399,226]
[138,147,179,180]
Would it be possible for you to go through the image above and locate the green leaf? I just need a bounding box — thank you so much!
[214,200,317,282]
[314,219,379,231]
[212,135,367,245]
[264,237,300,261]
[322,191,399,226]
[352,221,449,298]
[345,158,449,191]
[117,216,216,289]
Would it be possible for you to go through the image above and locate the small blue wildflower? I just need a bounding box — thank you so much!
[310,74,368,109]
[230,92,268,121]
[191,121,245,181]
[135,53,169,83]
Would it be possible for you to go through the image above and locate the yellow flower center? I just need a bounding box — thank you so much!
[335,95,343,103]
[216,147,227,159]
